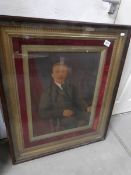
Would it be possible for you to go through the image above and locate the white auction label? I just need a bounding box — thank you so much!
[104,40,111,47]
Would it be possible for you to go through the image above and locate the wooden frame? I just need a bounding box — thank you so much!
[0,15,130,164]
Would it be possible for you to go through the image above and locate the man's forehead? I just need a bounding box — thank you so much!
[53,64,68,70]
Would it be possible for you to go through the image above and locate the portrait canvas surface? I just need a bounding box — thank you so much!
[29,52,100,136]
[0,16,130,164]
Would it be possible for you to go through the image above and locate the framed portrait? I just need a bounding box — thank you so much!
[0,16,130,164]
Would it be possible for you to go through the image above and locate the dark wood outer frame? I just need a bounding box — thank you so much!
[0,15,131,164]
[0,15,131,29]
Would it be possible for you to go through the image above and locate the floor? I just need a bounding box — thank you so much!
[0,112,131,175]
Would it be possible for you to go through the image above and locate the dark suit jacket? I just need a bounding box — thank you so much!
[39,81,88,121]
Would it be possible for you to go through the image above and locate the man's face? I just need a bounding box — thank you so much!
[52,64,69,84]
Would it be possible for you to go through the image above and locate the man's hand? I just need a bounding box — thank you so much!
[63,109,74,117]
[86,106,92,112]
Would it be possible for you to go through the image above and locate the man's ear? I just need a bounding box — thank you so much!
[51,73,54,79]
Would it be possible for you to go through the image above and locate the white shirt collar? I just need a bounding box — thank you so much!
[54,81,63,90]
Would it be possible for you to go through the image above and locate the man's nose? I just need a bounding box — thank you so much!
[59,72,64,75]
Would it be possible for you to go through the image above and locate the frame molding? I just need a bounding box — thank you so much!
[0,17,130,163]
[22,45,107,141]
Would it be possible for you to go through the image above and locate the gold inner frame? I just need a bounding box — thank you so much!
[0,25,127,161]
[22,45,107,142]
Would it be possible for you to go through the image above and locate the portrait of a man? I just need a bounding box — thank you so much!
[29,52,100,136]
[39,62,91,131]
